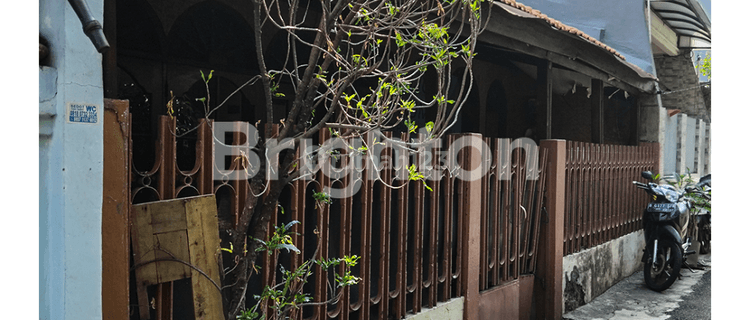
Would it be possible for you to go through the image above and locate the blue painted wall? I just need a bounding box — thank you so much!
[519,0,656,76]
[40,0,104,319]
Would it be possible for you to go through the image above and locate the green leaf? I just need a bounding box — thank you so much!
[425,121,434,133]
[278,243,300,254]
[423,181,433,192]
[284,220,301,230]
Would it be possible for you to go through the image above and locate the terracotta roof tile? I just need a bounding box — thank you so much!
[496,0,627,61]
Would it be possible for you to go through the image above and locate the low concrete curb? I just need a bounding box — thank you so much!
[562,230,646,312]
[563,254,711,320]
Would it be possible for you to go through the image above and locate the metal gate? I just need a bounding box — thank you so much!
[103,101,552,319]
[477,138,549,320]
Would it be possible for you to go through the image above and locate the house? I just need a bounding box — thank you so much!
[40,0,681,319]
[518,0,711,311]
[519,0,711,177]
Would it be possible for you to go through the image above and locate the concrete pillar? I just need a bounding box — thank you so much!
[40,0,105,319]
[704,124,711,174]
[695,119,705,178]
[638,94,667,175]
[461,133,483,320]
[534,140,566,320]
[676,114,688,175]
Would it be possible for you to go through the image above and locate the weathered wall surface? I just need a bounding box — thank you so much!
[404,297,465,320]
[40,0,105,319]
[653,53,708,121]
[562,230,645,312]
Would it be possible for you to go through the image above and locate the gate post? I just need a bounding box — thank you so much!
[461,133,483,320]
[102,99,130,320]
[535,140,565,320]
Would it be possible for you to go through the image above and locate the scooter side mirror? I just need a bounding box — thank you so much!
[641,171,654,181]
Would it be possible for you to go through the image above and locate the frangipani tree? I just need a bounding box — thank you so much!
[211,0,489,317]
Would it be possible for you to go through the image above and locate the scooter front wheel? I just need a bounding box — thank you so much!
[644,239,682,292]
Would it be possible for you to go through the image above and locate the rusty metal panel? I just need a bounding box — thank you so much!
[478,279,520,320]
[475,136,549,319]
[102,99,131,320]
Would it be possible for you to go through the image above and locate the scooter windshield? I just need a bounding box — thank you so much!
[653,185,680,203]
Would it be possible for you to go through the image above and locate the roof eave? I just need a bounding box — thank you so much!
[484,1,658,94]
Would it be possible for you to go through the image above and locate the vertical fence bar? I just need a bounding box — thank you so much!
[410,135,426,314]
[440,135,453,301]
[563,142,572,255]
[454,134,465,297]
[159,116,176,320]
[575,141,583,253]
[591,144,604,247]
[355,132,373,320]
[479,137,491,291]
[313,128,330,320]
[583,143,592,250]
[377,132,391,318]
[341,152,354,320]
[490,139,501,287]
[500,139,511,282]
[426,136,441,308]
[528,147,549,274]
[395,132,409,319]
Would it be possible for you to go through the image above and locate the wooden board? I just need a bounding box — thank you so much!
[131,194,224,320]
[185,195,223,320]
[154,230,191,283]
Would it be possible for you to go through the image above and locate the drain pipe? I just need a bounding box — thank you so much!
[68,0,110,52]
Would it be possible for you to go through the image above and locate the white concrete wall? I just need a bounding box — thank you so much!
[562,230,646,312]
[40,0,105,319]
[404,297,465,320]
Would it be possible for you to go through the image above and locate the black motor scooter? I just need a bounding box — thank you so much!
[633,171,695,291]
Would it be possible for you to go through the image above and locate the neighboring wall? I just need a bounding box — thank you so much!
[40,0,105,319]
[653,53,710,177]
[662,114,711,177]
[653,54,709,121]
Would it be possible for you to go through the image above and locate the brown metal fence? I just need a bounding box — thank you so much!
[262,130,472,319]
[562,141,659,256]
[478,138,549,291]
[129,116,217,319]
[124,114,656,319]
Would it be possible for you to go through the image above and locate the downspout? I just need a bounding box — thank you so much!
[68,0,110,52]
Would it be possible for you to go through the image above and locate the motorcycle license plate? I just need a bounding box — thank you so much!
[647,203,677,213]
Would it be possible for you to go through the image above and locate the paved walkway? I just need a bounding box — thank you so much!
[562,254,711,320]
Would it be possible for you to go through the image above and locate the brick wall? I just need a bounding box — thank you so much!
[653,53,709,120]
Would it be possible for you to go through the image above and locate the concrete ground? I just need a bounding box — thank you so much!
[562,254,711,320]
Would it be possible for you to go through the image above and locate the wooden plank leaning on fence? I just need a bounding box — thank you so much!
[131,195,224,320]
